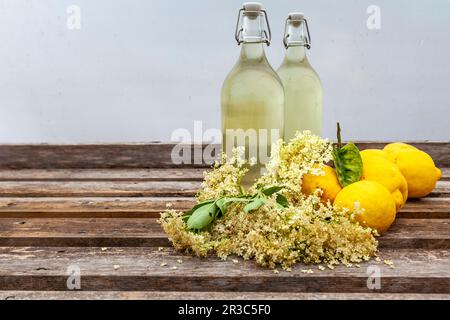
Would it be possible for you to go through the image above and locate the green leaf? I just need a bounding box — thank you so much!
[215,198,227,216]
[186,202,218,231]
[185,199,215,216]
[332,123,363,187]
[276,194,289,208]
[244,198,267,213]
[262,186,284,196]
[183,185,287,231]
[183,199,214,222]
[215,197,251,217]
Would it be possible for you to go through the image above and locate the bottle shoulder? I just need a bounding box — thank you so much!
[277,59,322,83]
[222,59,284,90]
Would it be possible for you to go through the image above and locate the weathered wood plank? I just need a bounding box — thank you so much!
[0,169,205,182]
[1,291,449,300]
[0,218,169,247]
[0,197,193,218]
[0,142,448,169]
[430,181,450,197]
[0,247,448,293]
[380,219,450,249]
[0,167,446,182]
[399,199,450,218]
[0,218,448,248]
[0,197,449,219]
[0,180,446,198]
[0,197,191,212]
[0,144,215,169]
[0,181,200,197]
[440,167,450,181]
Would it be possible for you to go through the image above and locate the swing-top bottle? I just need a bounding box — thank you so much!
[221,2,284,186]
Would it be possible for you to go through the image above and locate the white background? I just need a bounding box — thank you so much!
[0,0,449,143]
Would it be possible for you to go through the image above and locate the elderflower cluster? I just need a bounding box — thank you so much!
[159,131,378,269]
[196,147,248,202]
[256,131,333,204]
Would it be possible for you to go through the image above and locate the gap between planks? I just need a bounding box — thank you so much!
[0,247,448,293]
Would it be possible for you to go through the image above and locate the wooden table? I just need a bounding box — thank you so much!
[0,143,449,300]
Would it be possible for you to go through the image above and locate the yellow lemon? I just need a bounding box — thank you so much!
[302,165,342,203]
[382,143,441,198]
[393,149,441,198]
[360,150,408,211]
[360,149,388,159]
[382,143,417,162]
[334,180,397,234]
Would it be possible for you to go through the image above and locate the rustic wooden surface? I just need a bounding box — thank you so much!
[0,143,449,300]
[1,291,449,300]
[0,142,449,169]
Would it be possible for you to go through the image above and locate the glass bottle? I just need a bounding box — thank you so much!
[221,2,284,186]
[277,13,323,140]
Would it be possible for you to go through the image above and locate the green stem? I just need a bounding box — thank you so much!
[336,122,342,148]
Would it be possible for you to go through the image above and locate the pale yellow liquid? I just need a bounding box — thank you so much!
[277,46,323,141]
[222,43,284,186]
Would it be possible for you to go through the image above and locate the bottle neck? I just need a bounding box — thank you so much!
[284,20,309,62]
[241,13,265,43]
[239,14,267,61]
[285,46,307,62]
[240,42,265,61]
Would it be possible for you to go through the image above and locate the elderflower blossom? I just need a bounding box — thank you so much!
[196,147,248,202]
[159,131,378,269]
[255,131,333,204]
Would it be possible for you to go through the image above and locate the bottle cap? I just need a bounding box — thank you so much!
[235,3,271,45]
[243,2,262,12]
[242,2,263,19]
[288,12,305,21]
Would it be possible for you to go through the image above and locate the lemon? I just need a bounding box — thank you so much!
[360,149,388,159]
[302,165,342,203]
[393,149,441,198]
[334,180,397,234]
[382,143,417,162]
[383,143,441,198]
[360,150,408,211]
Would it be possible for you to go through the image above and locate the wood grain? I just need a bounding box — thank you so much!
[440,167,450,181]
[380,219,450,249]
[0,169,205,182]
[0,167,445,181]
[0,143,447,298]
[0,218,168,247]
[0,181,200,197]
[0,218,448,249]
[0,197,193,218]
[400,199,450,218]
[0,247,448,293]
[0,142,448,169]
[0,144,215,169]
[0,180,446,198]
[1,291,449,300]
[430,181,450,197]
[0,197,448,219]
